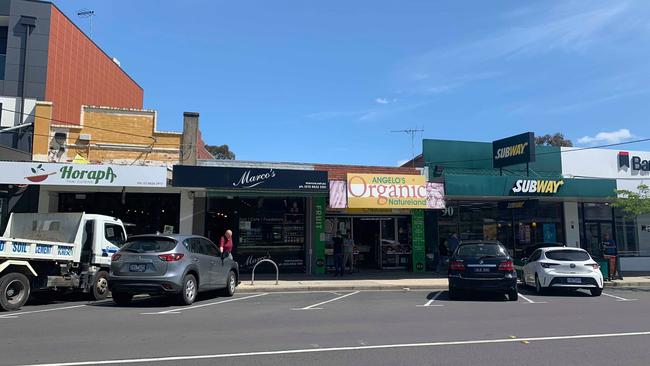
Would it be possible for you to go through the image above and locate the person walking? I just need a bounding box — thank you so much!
[220,229,234,259]
[343,233,354,274]
[447,233,460,255]
[601,233,620,280]
[333,236,344,276]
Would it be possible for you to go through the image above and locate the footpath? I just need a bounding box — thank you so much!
[238,272,650,293]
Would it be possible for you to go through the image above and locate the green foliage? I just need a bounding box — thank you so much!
[613,184,650,218]
[205,144,236,160]
[535,133,573,147]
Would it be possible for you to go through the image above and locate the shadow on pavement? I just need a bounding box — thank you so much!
[90,290,231,309]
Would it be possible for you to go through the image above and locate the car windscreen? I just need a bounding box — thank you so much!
[456,243,507,257]
[120,238,177,253]
[545,250,591,261]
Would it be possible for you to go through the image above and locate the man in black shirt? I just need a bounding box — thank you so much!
[333,236,344,276]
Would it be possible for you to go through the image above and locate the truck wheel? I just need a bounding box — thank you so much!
[0,273,31,312]
[177,274,197,305]
[112,292,133,306]
[221,271,237,297]
[91,270,110,301]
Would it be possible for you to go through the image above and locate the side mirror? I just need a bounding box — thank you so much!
[521,257,528,264]
[102,252,109,257]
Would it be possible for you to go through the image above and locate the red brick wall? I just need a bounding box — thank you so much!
[313,164,419,181]
[45,6,144,125]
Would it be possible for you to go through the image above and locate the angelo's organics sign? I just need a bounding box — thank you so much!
[346,174,445,209]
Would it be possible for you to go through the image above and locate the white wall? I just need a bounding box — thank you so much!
[563,202,580,248]
[0,96,37,127]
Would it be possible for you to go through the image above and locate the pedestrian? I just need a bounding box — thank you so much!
[333,236,344,276]
[601,233,620,280]
[437,241,449,273]
[343,233,354,274]
[447,233,460,255]
[220,229,234,259]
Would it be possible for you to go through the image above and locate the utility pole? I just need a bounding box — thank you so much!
[391,128,424,168]
[77,9,95,39]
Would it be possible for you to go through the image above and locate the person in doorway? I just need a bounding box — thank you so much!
[343,233,354,274]
[333,236,344,276]
[601,233,619,281]
[220,229,234,259]
[447,233,460,255]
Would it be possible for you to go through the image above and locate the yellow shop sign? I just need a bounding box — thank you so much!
[346,173,445,209]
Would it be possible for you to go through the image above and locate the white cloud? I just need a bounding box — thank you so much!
[375,97,389,104]
[578,129,635,145]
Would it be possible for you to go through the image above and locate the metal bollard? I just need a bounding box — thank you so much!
[250,259,279,286]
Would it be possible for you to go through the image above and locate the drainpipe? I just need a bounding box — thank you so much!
[16,16,36,151]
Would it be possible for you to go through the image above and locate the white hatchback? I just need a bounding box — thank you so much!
[522,247,603,296]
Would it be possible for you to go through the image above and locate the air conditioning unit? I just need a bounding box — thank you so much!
[78,133,91,142]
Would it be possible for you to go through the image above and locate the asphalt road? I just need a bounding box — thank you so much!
[2,286,650,366]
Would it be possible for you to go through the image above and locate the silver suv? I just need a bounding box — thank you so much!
[109,234,239,305]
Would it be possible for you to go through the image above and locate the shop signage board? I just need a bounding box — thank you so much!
[0,162,167,187]
[173,165,328,193]
[411,210,425,272]
[511,179,564,195]
[313,197,326,274]
[346,173,445,209]
[618,151,650,172]
[492,132,536,168]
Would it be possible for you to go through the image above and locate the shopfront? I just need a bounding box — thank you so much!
[318,167,444,273]
[172,164,328,273]
[423,137,618,268]
[0,161,172,235]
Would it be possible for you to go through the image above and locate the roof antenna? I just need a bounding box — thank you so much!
[391,127,424,168]
[77,9,95,39]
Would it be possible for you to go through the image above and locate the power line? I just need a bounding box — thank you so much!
[424,137,650,167]
[391,128,424,168]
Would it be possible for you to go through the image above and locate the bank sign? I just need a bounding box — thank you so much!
[346,173,445,209]
[618,151,650,172]
[0,162,167,187]
[493,132,536,168]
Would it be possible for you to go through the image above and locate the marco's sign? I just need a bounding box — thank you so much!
[512,179,564,195]
[0,162,167,187]
[346,173,445,209]
[493,132,536,168]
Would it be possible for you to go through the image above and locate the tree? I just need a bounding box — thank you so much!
[613,184,650,219]
[535,133,573,147]
[205,144,236,160]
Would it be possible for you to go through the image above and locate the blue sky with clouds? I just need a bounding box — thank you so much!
[55,0,650,165]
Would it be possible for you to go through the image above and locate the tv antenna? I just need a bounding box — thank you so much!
[77,9,95,39]
[391,127,424,168]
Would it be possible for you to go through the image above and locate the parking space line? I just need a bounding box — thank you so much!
[294,291,359,310]
[144,293,268,315]
[518,293,547,304]
[417,291,444,307]
[18,330,650,366]
[0,304,87,319]
[602,292,637,302]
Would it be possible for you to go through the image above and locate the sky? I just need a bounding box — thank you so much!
[54,0,650,166]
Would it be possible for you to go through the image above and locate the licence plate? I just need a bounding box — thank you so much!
[473,267,491,273]
[566,277,582,284]
[129,264,146,272]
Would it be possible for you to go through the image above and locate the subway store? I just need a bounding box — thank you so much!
[423,137,617,271]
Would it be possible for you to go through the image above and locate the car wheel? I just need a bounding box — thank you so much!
[590,288,602,297]
[91,270,109,301]
[0,273,31,312]
[221,271,237,297]
[178,274,197,305]
[112,291,133,306]
[535,274,545,295]
[508,288,519,301]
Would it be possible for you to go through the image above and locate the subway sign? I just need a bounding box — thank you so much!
[492,132,536,168]
[512,179,564,195]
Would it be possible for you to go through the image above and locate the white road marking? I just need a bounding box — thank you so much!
[19,331,650,366]
[417,291,444,307]
[601,292,637,302]
[517,293,547,304]
[145,293,268,315]
[295,291,359,310]
[0,304,87,319]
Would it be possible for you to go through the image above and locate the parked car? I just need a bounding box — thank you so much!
[522,242,566,259]
[521,247,603,296]
[109,234,239,305]
[448,241,518,301]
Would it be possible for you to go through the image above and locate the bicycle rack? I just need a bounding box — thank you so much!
[250,259,279,286]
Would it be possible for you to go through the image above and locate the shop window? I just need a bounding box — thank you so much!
[583,203,614,220]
